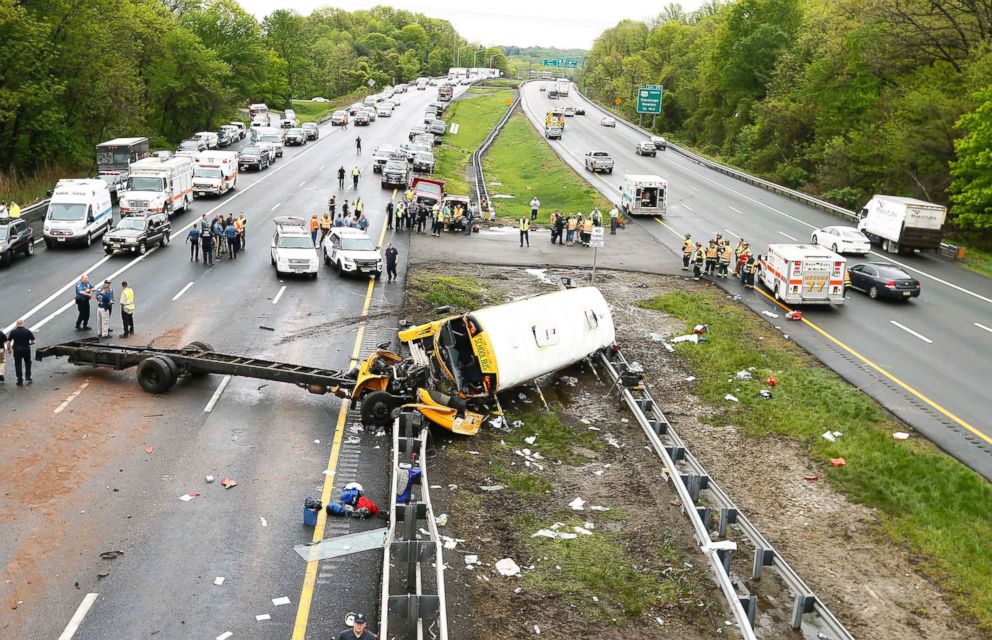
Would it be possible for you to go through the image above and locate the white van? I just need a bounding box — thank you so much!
[119,156,194,217]
[758,244,846,306]
[43,179,114,248]
[620,174,668,217]
[193,151,239,196]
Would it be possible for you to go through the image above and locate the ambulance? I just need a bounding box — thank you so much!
[758,244,846,305]
[193,151,239,196]
[120,156,194,217]
[620,174,668,217]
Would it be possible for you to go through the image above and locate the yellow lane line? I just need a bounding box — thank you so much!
[291,211,391,638]
[654,218,992,446]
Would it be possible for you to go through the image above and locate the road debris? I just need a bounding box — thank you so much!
[786,310,803,320]
[893,432,910,440]
[259,324,275,331]
[479,485,505,492]
[822,431,843,442]
[220,478,238,489]
[465,555,480,566]
[144,447,154,454]
[831,458,847,467]
[534,624,541,634]
[99,550,124,560]
[759,389,773,399]
[724,394,739,402]
[589,505,610,511]
[178,491,199,502]
[214,576,225,586]
[496,558,521,576]
[671,333,700,344]
[702,540,737,553]
[435,513,448,526]
[216,632,233,640]
[256,613,271,621]
[524,435,537,445]
[761,311,780,318]
[568,497,585,510]
[272,596,291,606]
[205,475,215,483]
[735,370,752,381]
[259,517,267,527]
[97,571,109,579]
[573,526,593,536]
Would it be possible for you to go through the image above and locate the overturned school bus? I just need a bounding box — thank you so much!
[36,288,615,435]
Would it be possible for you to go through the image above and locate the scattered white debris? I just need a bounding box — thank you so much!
[822,431,836,442]
[573,526,593,536]
[272,596,291,606]
[893,432,911,440]
[534,624,541,635]
[735,370,752,381]
[178,493,196,502]
[496,558,521,576]
[465,555,480,566]
[649,333,665,342]
[590,505,610,512]
[655,616,664,625]
[671,334,699,344]
[489,417,507,430]
[435,513,448,526]
[761,311,780,318]
[205,475,215,483]
[588,426,600,431]
[557,532,578,540]
[469,451,481,455]
[568,497,586,511]
[584,521,595,529]
[214,576,225,586]
[702,540,737,553]
[314,439,320,444]
[348,425,364,434]
[256,614,271,621]
[593,596,599,602]
[479,485,505,492]
[724,394,739,403]
[685,376,696,382]
[532,529,558,539]
[524,435,537,445]
[605,434,621,448]
[560,376,578,387]
[511,420,525,428]
[662,341,675,352]
[322,469,335,476]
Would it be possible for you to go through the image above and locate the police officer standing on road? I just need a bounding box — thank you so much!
[8,319,36,386]
[355,136,362,155]
[187,225,200,262]
[519,216,530,247]
[96,281,114,338]
[384,243,398,282]
[336,612,376,640]
[0,327,7,383]
[120,281,135,337]
[352,166,361,189]
[682,234,692,271]
[609,205,619,235]
[338,166,346,190]
[74,274,94,330]
[201,227,215,265]
[386,199,394,230]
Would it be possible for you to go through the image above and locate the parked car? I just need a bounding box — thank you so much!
[178,138,206,153]
[103,213,171,256]
[0,217,34,267]
[228,121,247,140]
[193,131,219,149]
[239,145,269,171]
[271,216,318,278]
[408,125,427,141]
[312,96,329,102]
[322,227,383,277]
[331,110,350,126]
[256,141,278,163]
[285,128,307,146]
[412,151,435,173]
[302,122,319,140]
[635,141,657,157]
[847,263,921,300]
[811,226,871,255]
[600,117,616,127]
[650,135,668,150]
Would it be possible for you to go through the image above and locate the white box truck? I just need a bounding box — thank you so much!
[620,174,668,217]
[43,179,114,248]
[556,78,570,97]
[857,195,947,254]
[193,151,239,196]
[758,244,846,305]
[119,156,194,217]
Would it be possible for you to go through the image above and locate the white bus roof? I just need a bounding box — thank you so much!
[624,174,667,187]
[767,243,844,260]
[97,137,148,147]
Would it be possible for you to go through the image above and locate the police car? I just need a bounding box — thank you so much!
[270,216,318,278]
[322,227,383,278]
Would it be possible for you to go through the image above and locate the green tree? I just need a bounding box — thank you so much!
[950,85,992,229]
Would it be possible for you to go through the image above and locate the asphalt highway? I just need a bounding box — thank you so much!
[0,84,462,639]
[520,81,992,480]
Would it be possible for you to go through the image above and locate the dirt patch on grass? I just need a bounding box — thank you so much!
[408,264,986,639]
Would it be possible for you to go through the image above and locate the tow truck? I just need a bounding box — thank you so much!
[36,288,615,436]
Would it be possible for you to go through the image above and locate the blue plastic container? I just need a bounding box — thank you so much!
[303,507,319,526]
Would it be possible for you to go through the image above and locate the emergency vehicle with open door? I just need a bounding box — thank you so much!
[620,174,668,217]
[758,244,846,305]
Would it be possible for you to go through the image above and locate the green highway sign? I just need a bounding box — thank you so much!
[636,86,663,114]
[542,58,579,68]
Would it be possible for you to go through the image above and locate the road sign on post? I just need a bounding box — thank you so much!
[636,86,663,114]
[590,227,605,282]
[614,98,622,106]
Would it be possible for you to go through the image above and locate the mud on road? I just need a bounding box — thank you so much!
[406,264,982,640]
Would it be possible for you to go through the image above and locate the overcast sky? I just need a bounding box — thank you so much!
[236,0,707,49]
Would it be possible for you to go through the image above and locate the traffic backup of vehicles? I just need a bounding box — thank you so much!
[193,151,238,196]
[252,127,285,157]
[239,146,269,171]
[44,179,113,247]
[858,195,947,254]
[0,217,34,266]
[302,123,319,140]
[412,151,435,173]
[37,289,616,436]
[584,151,614,173]
[331,110,349,126]
[285,128,307,146]
[103,213,171,256]
[438,84,453,102]
[412,176,445,208]
[119,156,194,217]
[271,217,318,278]
[758,244,846,305]
[620,175,667,217]
[381,157,411,189]
[372,145,398,173]
[847,263,921,301]
[95,138,149,201]
[323,228,383,277]
[545,111,565,139]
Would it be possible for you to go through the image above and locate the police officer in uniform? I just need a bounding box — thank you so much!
[681,234,692,271]
[519,216,530,247]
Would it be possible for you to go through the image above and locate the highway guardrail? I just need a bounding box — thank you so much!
[469,88,521,217]
[379,411,449,640]
[598,346,855,640]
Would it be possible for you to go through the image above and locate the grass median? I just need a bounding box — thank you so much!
[483,113,611,224]
[640,289,992,632]
[290,91,364,123]
[433,88,514,195]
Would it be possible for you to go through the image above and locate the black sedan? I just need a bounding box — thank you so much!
[847,263,921,300]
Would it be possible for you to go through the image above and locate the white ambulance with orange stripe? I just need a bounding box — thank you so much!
[758,244,846,305]
[120,156,194,218]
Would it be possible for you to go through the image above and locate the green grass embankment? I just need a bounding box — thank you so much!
[433,88,514,195]
[640,289,992,632]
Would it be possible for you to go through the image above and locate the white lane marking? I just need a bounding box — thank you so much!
[729,206,743,214]
[299,181,306,187]
[3,255,112,334]
[58,593,99,640]
[320,165,326,171]
[868,251,992,305]
[890,320,933,344]
[682,204,694,212]
[272,285,286,305]
[172,282,194,301]
[271,203,281,211]
[778,231,798,241]
[724,229,741,239]
[8,130,337,333]
[204,375,232,413]
[975,322,992,334]
[687,184,699,191]
[54,380,90,415]
[34,237,45,245]
[34,300,75,331]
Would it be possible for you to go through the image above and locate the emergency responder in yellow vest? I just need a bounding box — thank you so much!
[519,216,530,247]
[691,242,704,280]
[743,255,757,289]
[738,243,751,284]
[719,242,733,278]
[704,240,718,275]
[734,239,746,276]
[681,234,692,271]
[319,213,332,244]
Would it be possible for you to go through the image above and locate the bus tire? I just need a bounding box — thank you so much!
[137,356,178,394]
[360,391,397,427]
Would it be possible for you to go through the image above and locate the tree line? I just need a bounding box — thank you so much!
[0,0,496,177]
[581,0,992,231]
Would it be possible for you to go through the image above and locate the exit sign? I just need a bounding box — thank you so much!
[636,86,663,114]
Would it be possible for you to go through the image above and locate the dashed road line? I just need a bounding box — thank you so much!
[299,181,307,187]
[272,285,286,305]
[729,206,743,214]
[272,203,281,211]
[57,593,99,640]
[975,322,992,334]
[890,320,933,344]
[778,231,798,241]
[172,281,194,301]
[723,229,741,239]
[54,380,90,415]
[687,184,699,191]
[682,204,694,212]
[203,375,232,413]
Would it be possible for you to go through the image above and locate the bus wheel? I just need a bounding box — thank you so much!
[137,356,178,393]
[360,391,397,427]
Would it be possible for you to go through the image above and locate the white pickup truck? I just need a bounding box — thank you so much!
[584,151,614,174]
